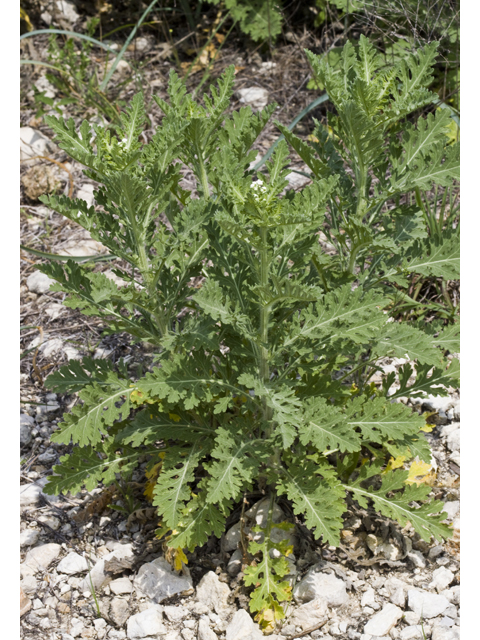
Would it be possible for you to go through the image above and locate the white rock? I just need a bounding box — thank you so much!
[286,598,328,631]
[293,567,349,606]
[134,557,193,603]
[407,550,426,568]
[20,477,60,507]
[77,183,95,207]
[78,558,108,592]
[235,87,268,109]
[22,543,61,574]
[163,605,189,622]
[58,238,106,257]
[37,448,58,465]
[446,430,460,453]
[20,127,55,162]
[430,568,454,592]
[390,587,406,608]
[196,571,231,614]
[38,514,60,530]
[56,0,79,23]
[286,171,311,190]
[408,589,450,619]
[21,413,34,427]
[21,574,38,595]
[442,501,459,520]
[104,543,135,573]
[26,271,55,294]
[403,611,420,626]
[246,497,285,526]
[110,577,133,595]
[198,619,218,640]
[127,606,166,639]
[34,75,56,99]
[57,552,88,575]
[441,586,459,606]
[363,603,403,636]
[20,418,33,446]
[422,396,454,412]
[431,627,460,640]
[110,598,131,626]
[225,609,263,640]
[399,626,429,640]
[361,588,378,609]
[44,303,65,320]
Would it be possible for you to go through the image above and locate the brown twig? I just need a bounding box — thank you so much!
[285,617,328,640]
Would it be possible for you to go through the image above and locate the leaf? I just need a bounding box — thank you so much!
[277,458,345,545]
[346,463,451,542]
[301,398,361,453]
[406,460,434,485]
[404,234,460,280]
[372,322,443,365]
[46,357,117,393]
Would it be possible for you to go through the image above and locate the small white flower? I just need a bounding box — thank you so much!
[77,211,82,218]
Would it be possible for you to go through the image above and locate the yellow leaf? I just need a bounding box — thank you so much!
[173,547,188,571]
[20,8,33,31]
[169,413,181,422]
[406,460,433,485]
[383,456,406,474]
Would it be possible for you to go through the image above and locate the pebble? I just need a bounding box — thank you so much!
[446,430,460,453]
[55,0,80,23]
[197,620,217,640]
[44,303,65,320]
[57,552,89,575]
[110,598,131,627]
[163,604,189,622]
[407,589,450,619]
[227,549,243,576]
[422,396,454,413]
[20,414,34,446]
[286,598,328,631]
[361,588,379,609]
[235,87,269,109]
[37,448,58,465]
[399,627,429,640]
[225,609,263,640]
[21,543,61,575]
[363,603,403,636]
[293,567,349,606]
[431,627,460,640]
[26,271,55,295]
[110,577,133,595]
[196,571,231,614]
[20,587,31,617]
[20,574,38,595]
[442,501,459,520]
[104,543,135,573]
[20,528,39,548]
[20,127,55,162]
[441,586,460,606]
[224,522,242,551]
[38,514,60,530]
[134,557,193,603]
[407,550,426,569]
[126,606,166,639]
[76,183,95,207]
[430,568,454,592]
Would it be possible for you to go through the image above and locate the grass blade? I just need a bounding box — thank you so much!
[20,244,115,263]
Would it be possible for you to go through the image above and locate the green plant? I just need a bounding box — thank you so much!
[206,0,283,43]
[38,38,458,627]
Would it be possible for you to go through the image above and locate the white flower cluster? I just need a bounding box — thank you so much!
[251,178,267,201]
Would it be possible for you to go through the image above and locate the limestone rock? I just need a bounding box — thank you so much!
[26,271,55,295]
[407,589,450,619]
[127,606,166,639]
[430,568,454,592]
[196,571,231,614]
[198,618,218,640]
[20,588,31,617]
[363,603,403,636]
[20,529,39,548]
[57,552,88,575]
[293,566,349,606]
[225,609,263,640]
[22,543,61,574]
[235,88,268,110]
[286,598,328,631]
[134,558,193,603]
[110,577,133,595]
[110,598,131,627]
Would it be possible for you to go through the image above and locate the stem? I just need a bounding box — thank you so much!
[259,227,270,391]
[198,155,210,200]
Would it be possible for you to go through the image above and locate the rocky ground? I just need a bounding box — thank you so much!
[20,3,460,639]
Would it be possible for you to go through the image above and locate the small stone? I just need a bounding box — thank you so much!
[442,502,459,520]
[224,522,242,551]
[20,574,38,596]
[196,571,231,614]
[22,543,61,574]
[134,557,193,603]
[21,164,60,200]
[429,546,444,560]
[403,611,420,626]
[407,550,426,568]
[441,586,460,606]
[20,127,55,162]
[20,529,40,548]
[430,568,454,592]
[422,396,454,413]
[38,514,60,530]
[235,87,268,109]
[431,627,460,640]
[399,627,428,640]
[363,603,403,636]
[198,619,217,640]
[56,0,80,23]
[77,183,95,207]
[361,588,378,609]
[191,602,210,615]
[293,567,349,606]
[446,430,460,453]
[20,588,31,617]
[226,609,263,640]
[407,589,450,619]
[227,549,243,576]
[104,543,135,573]
[57,552,89,575]
[26,271,55,295]
[287,598,328,631]
[110,577,133,596]
[127,606,166,639]
[78,558,108,592]
[110,598,130,627]
[163,605,189,622]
